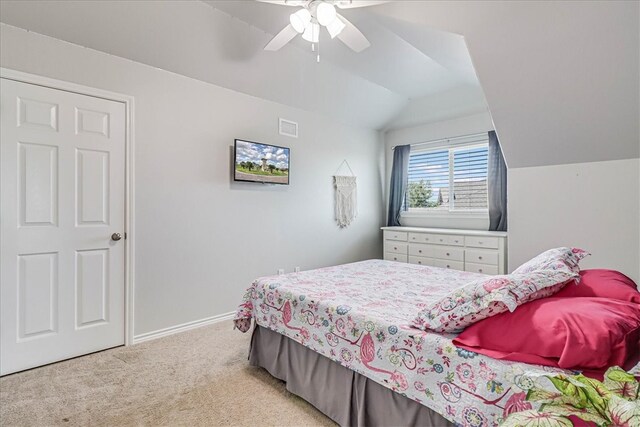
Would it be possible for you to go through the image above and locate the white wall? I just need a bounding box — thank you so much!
[0,24,384,337]
[383,112,494,230]
[508,159,640,283]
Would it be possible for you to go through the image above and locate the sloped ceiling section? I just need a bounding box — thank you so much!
[386,85,489,130]
[0,0,406,129]
[370,0,640,168]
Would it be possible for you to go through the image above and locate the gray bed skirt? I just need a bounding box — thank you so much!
[249,325,455,427]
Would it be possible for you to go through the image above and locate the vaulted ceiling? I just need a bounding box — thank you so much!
[206,1,488,130]
[0,0,487,131]
[207,1,481,99]
[0,0,637,168]
[373,0,639,167]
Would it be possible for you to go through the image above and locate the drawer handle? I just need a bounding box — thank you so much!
[394,247,398,250]
[446,264,451,268]
[479,268,483,273]
[478,256,483,260]
[393,257,398,261]
[478,241,484,244]
[418,261,422,264]
[418,250,422,253]
[446,252,450,256]
[440,239,444,242]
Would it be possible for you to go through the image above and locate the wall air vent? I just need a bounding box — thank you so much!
[279,118,298,138]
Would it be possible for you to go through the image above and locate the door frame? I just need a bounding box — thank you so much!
[1,67,136,346]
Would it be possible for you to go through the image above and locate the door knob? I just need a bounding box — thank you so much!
[111,233,123,241]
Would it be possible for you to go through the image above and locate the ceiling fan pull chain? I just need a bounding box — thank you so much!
[312,20,317,53]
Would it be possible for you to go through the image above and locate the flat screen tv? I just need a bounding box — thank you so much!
[234,139,290,185]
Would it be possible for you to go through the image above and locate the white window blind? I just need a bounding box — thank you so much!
[406,139,489,212]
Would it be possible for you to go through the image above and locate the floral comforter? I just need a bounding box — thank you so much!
[234,260,567,427]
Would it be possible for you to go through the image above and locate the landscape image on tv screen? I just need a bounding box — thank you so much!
[234,139,290,185]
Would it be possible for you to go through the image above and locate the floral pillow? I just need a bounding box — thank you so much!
[513,247,589,275]
[413,269,581,333]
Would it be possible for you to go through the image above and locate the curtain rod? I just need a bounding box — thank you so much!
[391,131,490,150]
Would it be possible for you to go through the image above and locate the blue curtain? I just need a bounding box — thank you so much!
[488,131,507,231]
[387,144,411,226]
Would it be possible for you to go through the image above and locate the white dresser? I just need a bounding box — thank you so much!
[381,226,508,275]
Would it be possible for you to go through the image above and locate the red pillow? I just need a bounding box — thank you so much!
[453,297,640,370]
[557,269,639,302]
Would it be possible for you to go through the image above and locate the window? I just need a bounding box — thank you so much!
[406,140,489,213]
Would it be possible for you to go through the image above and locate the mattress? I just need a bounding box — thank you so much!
[235,260,568,426]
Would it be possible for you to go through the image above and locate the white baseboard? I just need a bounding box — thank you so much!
[132,311,235,344]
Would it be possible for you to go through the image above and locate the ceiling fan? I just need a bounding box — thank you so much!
[258,0,388,60]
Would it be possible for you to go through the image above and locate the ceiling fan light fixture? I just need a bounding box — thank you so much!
[316,2,337,26]
[289,8,311,33]
[302,22,320,43]
[261,0,373,56]
[326,16,346,38]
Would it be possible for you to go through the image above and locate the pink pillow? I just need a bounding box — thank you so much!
[513,247,589,275]
[412,269,578,333]
[557,269,639,302]
[453,297,640,370]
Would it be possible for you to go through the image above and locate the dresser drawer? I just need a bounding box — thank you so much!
[408,232,435,244]
[409,243,433,257]
[385,231,408,241]
[431,259,464,271]
[465,249,499,266]
[466,236,500,249]
[465,262,498,275]
[384,252,408,263]
[432,235,450,245]
[385,242,408,254]
[432,246,464,262]
[426,234,463,246]
[408,256,432,266]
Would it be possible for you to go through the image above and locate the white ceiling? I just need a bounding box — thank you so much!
[372,0,639,168]
[1,0,637,167]
[206,1,482,101]
[0,0,406,129]
[0,0,487,131]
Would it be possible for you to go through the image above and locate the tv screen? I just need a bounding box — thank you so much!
[234,139,290,185]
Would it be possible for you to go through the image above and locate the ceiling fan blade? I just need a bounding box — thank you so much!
[264,24,299,51]
[255,0,307,6]
[334,1,389,9]
[335,14,370,52]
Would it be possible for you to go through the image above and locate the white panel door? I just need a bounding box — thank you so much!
[0,78,126,375]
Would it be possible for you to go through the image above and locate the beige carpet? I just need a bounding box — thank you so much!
[0,320,335,426]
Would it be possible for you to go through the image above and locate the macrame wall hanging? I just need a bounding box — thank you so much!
[333,160,357,228]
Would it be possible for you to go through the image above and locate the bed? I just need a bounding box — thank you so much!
[234,260,568,426]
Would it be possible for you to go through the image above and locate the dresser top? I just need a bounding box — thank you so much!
[381,226,508,238]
